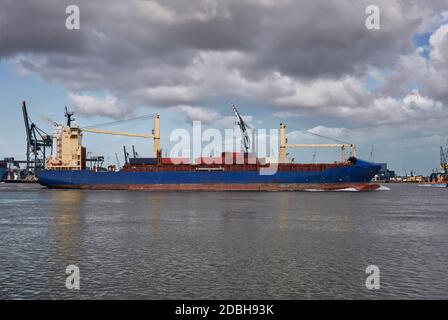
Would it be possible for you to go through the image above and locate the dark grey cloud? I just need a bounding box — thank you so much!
[0,0,88,56]
[0,0,447,125]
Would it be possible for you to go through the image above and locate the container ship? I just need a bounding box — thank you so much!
[37,107,382,191]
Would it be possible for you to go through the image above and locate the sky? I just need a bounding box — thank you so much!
[1,0,448,174]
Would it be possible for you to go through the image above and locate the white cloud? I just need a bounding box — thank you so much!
[308,126,348,140]
[320,91,444,125]
[132,85,198,105]
[429,24,448,65]
[376,24,448,103]
[68,93,131,119]
[273,76,366,109]
[170,105,221,124]
[272,110,305,118]
[134,0,177,24]
[170,105,256,128]
[403,90,443,111]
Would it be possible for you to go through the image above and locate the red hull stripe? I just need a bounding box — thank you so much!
[45,183,382,191]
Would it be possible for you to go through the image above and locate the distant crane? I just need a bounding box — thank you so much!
[232,103,251,153]
[312,149,317,163]
[440,140,448,171]
[369,145,374,162]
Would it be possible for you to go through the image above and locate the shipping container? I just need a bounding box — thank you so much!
[220,152,257,164]
[195,157,223,165]
[129,158,158,165]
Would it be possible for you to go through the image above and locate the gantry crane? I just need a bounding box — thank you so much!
[21,101,53,176]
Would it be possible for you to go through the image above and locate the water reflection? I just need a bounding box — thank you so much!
[275,192,293,232]
[48,190,86,297]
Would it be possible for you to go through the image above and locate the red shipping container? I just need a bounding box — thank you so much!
[195,157,223,165]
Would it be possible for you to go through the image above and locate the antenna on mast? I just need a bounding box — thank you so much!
[64,106,75,127]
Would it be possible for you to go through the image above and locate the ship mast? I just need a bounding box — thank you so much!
[64,106,75,126]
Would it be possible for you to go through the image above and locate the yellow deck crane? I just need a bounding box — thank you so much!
[278,123,356,163]
[46,109,160,170]
[82,114,160,157]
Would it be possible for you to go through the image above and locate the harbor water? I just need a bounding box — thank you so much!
[0,183,447,299]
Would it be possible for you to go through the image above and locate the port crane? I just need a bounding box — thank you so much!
[279,123,357,163]
[440,141,448,171]
[21,101,53,176]
[232,103,251,153]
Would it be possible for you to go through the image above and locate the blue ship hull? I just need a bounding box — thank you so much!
[38,158,382,191]
[0,168,5,181]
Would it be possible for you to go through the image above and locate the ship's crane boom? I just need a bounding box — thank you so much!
[285,143,356,163]
[232,103,250,153]
[79,113,161,158]
[279,123,356,163]
[285,143,355,148]
[81,128,152,139]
